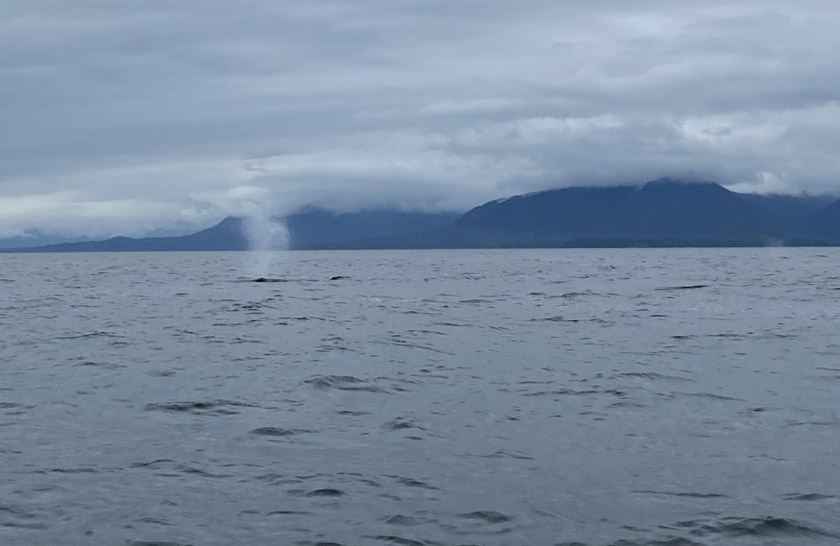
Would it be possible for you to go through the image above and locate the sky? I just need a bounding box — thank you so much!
[3,0,840,238]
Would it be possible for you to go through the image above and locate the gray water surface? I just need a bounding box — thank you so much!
[1,249,839,546]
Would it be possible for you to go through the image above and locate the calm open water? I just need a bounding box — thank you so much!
[1,249,840,546]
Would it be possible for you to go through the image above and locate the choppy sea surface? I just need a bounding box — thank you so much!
[2,249,840,546]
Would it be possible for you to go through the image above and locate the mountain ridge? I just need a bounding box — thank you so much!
[332,179,840,248]
[2,180,839,252]
[0,209,461,252]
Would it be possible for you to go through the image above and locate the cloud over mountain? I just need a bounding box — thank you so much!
[3,1,840,237]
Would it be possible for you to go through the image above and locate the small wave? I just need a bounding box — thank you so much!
[144,399,255,415]
[530,316,611,324]
[316,343,352,353]
[556,539,705,546]
[250,427,312,437]
[784,419,840,428]
[634,490,727,498]
[379,336,455,355]
[532,315,581,323]
[612,372,693,382]
[164,327,200,337]
[384,515,422,526]
[127,542,197,546]
[433,321,469,327]
[524,388,625,398]
[371,536,425,546]
[724,516,840,538]
[609,400,645,408]
[783,493,837,501]
[304,488,346,497]
[130,459,176,468]
[382,418,424,431]
[136,517,172,526]
[671,516,840,539]
[129,458,229,478]
[395,477,438,490]
[665,392,744,402]
[656,284,710,291]
[229,301,276,311]
[477,449,534,460]
[405,329,448,336]
[0,521,49,530]
[73,360,124,369]
[211,319,262,327]
[459,510,513,524]
[0,504,36,518]
[226,336,263,344]
[251,427,295,436]
[305,375,389,393]
[551,291,594,298]
[56,331,121,340]
[0,510,42,533]
[178,466,231,478]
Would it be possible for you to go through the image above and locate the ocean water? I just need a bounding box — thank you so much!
[1,248,839,546]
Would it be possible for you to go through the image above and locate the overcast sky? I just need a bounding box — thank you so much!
[3,0,840,238]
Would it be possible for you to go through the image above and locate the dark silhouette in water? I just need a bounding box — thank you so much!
[252,277,286,283]
[656,284,710,291]
[251,276,346,282]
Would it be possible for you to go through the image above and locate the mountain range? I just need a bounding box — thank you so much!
[0,209,461,252]
[3,179,840,252]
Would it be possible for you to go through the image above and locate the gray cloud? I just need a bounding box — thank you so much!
[2,0,840,237]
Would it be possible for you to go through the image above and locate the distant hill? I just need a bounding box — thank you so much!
[609,180,771,238]
[738,192,835,219]
[0,209,461,252]
[805,199,840,241]
[0,233,89,249]
[454,185,636,239]
[285,208,461,249]
[0,223,209,250]
[333,179,840,248]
